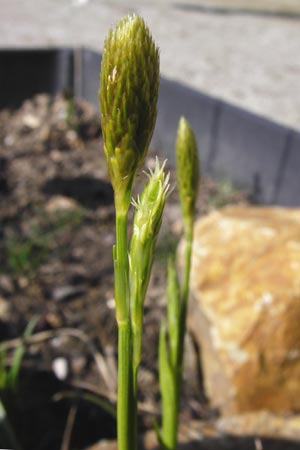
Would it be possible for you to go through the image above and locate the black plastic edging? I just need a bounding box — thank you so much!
[1,47,299,206]
[0,49,73,108]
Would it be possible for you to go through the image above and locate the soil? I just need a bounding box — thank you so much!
[0,93,253,450]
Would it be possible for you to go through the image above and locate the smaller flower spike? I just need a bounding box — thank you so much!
[99,14,160,211]
[131,159,170,250]
[130,159,170,369]
[176,117,200,233]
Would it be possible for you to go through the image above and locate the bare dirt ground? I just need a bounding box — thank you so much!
[1,0,300,130]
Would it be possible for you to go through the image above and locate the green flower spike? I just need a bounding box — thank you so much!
[176,117,200,234]
[99,14,160,211]
[130,159,170,370]
[158,119,200,450]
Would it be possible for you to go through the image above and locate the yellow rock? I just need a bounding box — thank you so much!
[188,205,300,414]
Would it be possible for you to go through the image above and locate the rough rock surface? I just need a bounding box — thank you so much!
[216,411,300,440]
[188,206,300,414]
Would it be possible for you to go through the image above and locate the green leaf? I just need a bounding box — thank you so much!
[7,315,39,391]
[54,390,116,419]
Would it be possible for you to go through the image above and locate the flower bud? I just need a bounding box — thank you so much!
[132,159,169,246]
[99,14,160,210]
[176,117,200,232]
[130,158,169,331]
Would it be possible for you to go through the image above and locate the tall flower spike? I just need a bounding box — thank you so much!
[99,15,160,211]
[176,117,200,232]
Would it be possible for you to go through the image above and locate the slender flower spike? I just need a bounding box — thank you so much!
[176,117,200,233]
[130,159,170,370]
[131,160,169,247]
[99,15,160,211]
[130,159,170,325]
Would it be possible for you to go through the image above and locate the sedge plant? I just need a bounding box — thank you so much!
[158,117,199,450]
[99,14,170,450]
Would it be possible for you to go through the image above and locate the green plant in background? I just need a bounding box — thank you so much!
[7,233,50,275]
[208,178,241,208]
[158,117,200,450]
[5,208,83,276]
[99,14,166,450]
[0,316,39,450]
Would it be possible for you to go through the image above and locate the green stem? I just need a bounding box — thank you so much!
[115,211,130,324]
[160,373,179,450]
[161,227,193,450]
[132,340,139,450]
[179,227,193,364]
[117,322,133,450]
[114,209,134,450]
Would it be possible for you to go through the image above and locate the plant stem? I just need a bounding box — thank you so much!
[165,229,193,450]
[179,227,193,365]
[114,209,133,450]
[160,365,179,450]
[132,335,139,450]
[115,211,130,324]
[117,321,132,450]
[131,285,144,450]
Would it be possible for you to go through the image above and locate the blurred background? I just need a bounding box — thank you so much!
[1,2,300,450]
[2,0,300,129]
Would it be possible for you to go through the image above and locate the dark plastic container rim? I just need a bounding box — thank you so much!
[1,47,299,206]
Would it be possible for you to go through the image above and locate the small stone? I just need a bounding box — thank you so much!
[17,276,29,289]
[39,125,50,142]
[50,149,63,161]
[66,129,78,143]
[52,357,69,380]
[45,312,63,328]
[51,285,87,302]
[4,134,15,146]
[45,195,79,213]
[0,275,14,295]
[22,114,41,129]
[106,298,115,310]
[0,296,10,319]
